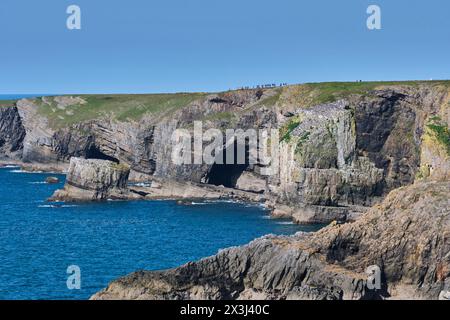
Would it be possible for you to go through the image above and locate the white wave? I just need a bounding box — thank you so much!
[129,182,151,187]
[204,199,241,204]
[9,169,64,175]
[38,204,78,208]
[28,181,47,184]
[277,221,294,225]
[38,204,57,208]
[191,202,208,205]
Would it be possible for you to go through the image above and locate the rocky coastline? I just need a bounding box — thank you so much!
[92,180,450,300]
[1,81,449,299]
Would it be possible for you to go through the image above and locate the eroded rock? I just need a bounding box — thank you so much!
[49,157,132,201]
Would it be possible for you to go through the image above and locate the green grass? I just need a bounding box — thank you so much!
[36,93,207,128]
[295,132,311,155]
[255,89,282,107]
[0,100,16,108]
[427,117,450,156]
[6,79,450,129]
[280,80,450,109]
[280,119,301,142]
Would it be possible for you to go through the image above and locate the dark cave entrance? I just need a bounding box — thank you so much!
[85,145,119,163]
[206,140,250,188]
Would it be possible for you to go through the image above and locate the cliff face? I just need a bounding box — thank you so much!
[0,106,25,159]
[92,180,450,300]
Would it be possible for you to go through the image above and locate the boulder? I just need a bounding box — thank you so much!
[235,172,266,193]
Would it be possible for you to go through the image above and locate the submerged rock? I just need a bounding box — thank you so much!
[49,157,133,201]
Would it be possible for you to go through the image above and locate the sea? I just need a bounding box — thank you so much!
[0,166,326,300]
[0,94,52,101]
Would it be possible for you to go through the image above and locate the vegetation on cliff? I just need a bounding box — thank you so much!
[2,80,448,131]
[33,93,207,128]
[277,80,450,109]
[427,116,450,156]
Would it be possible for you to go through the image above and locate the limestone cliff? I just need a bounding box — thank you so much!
[0,82,449,224]
[0,106,25,159]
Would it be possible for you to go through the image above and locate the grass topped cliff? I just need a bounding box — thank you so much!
[0,100,16,108]
[276,80,450,109]
[6,80,450,128]
[33,93,207,128]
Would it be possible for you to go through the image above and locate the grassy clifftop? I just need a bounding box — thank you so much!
[275,80,450,109]
[3,80,449,128]
[33,93,207,128]
[0,100,16,108]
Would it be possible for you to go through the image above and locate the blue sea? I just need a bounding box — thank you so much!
[0,166,323,300]
[0,94,52,101]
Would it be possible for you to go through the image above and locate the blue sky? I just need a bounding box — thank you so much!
[0,0,449,94]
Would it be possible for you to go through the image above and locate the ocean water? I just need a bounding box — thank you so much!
[0,94,51,101]
[0,167,323,300]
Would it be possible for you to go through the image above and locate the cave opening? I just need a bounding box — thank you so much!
[85,145,120,163]
[206,140,249,188]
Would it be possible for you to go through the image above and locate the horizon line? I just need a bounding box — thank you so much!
[1,78,449,98]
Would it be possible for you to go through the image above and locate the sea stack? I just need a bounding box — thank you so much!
[49,157,131,201]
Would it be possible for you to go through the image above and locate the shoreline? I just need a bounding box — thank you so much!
[1,160,367,225]
[0,160,68,174]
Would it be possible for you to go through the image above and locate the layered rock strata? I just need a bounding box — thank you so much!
[49,157,133,201]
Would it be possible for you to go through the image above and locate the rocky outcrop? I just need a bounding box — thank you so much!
[1,83,449,224]
[235,171,267,193]
[49,157,133,201]
[92,180,450,300]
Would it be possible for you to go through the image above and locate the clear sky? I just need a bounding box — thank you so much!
[0,0,449,94]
